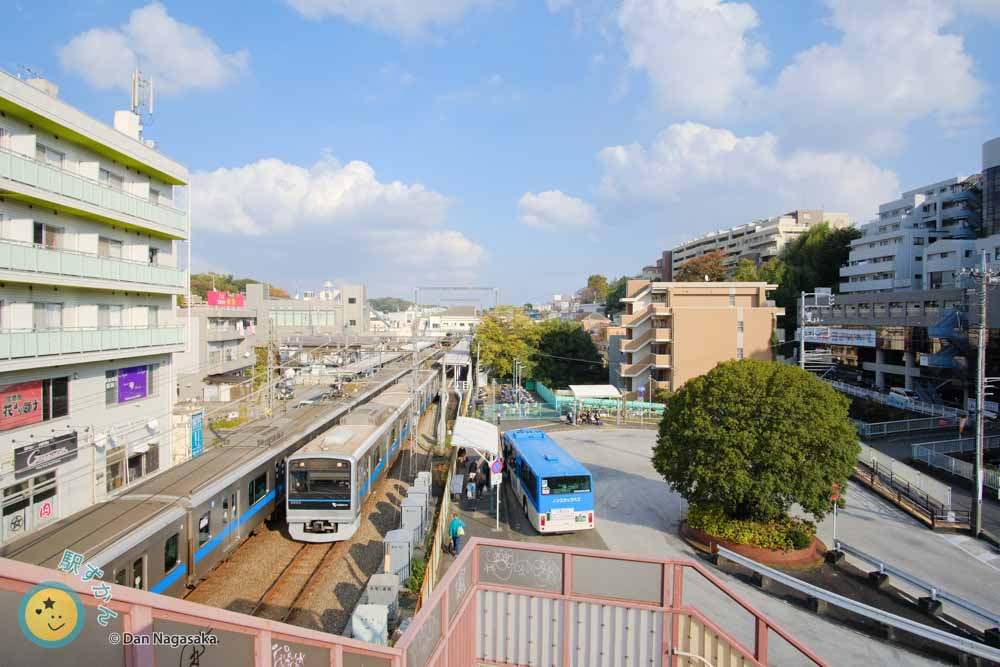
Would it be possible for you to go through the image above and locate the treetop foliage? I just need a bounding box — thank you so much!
[675,250,727,282]
[189,272,288,299]
[653,359,858,522]
[369,297,413,312]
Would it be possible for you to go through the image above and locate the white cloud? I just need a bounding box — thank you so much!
[547,0,575,11]
[617,0,766,118]
[58,2,247,94]
[955,0,1000,19]
[597,122,900,224]
[285,0,491,37]
[191,155,483,271]
[518,190,598,230]
[770,0,985,152]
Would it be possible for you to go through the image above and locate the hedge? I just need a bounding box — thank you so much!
[687,505,815,551]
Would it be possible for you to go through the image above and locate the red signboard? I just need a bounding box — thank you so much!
[207,291,245,307]
[0,380,43,431]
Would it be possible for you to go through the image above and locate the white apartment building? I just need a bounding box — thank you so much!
[421,306,480,336]
[671,210,850,274]
[175,303,257,402]
[0,73,189,546]
[247,282,369,341]
[840,177,982,293]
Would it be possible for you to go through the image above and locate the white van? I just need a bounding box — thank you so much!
[889,387,917,401]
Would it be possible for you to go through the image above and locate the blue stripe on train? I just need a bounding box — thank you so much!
[150,563,186,594]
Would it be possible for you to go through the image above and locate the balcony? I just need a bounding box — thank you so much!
[620,359,652,377]
[622,304,669,327]
[653,353,672,368]
[0,324,184,372]
[0,146,188,238]
[0,239,185,293]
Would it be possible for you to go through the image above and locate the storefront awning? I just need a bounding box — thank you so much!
[568,384,622,400]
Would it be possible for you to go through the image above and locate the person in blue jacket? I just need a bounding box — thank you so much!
[448,512,467,555]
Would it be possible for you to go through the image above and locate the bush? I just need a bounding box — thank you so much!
[687,505,816,551]
[405,556,427,593]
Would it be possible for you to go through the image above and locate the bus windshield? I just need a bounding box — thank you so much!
[289,459,351,501]
[543,475,591,495]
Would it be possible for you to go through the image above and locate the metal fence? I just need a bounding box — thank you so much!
[854,416,957,438]
[825,379,968,419]
[858,442,953,509]
[911,436,1000,493]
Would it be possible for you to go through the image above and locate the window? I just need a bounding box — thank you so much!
[145,443,159,474]
[914,238,924,246]
[106,450,124,492]
[966,250,973,258]
[127,453,143,484]
[149,188,160,205]
[114,569,126,586]
[42,377,69,421]
[132,556,144,589]
[249,472,267,505]
[105,370,117,406]
[164,533,179,572]
[33,223,63,250]
[198,512,210,546]
[35,144,64,168]
[349,319,357,326]
[737,321,744,332]
[32,303,62,331]
[222,495,230,524]
[348,297,357,304]
[100,168,124,190]
[98,237,123,259]
[148,306,158,328]
[98,304,123,328]
[0,127,8,149]
[729,295,736,306]
[148,247,159,265]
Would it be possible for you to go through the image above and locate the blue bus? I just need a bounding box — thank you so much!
[502,429,594,533]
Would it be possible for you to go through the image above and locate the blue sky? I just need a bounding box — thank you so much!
[3,0,999,305]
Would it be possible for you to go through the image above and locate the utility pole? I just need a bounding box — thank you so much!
[799,291,806,370]
[974,251,988,537]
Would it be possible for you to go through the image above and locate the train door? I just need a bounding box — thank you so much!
[132,554,147,590]
[223,489,240,546]
[276,460,286,502]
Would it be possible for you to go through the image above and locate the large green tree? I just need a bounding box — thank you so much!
[583,274,610,303]
[473,311,538,379]
[675,250,727,282]
[532,320,606,387]
[369,297,413,312]
[773,223,861,333]
[653,360,858,522]
[604,276,630,317]
[731,257,787,284]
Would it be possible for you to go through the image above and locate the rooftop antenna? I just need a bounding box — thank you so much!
[16,64,41,80]
[130,68,155,127]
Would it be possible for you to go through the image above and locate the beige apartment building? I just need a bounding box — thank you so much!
[670,210,851,275]
[612,280,784,397]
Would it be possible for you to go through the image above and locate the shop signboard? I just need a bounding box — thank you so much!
[117,366,148,403]
[0,380,43,432]
[207,291,245,307]
[801,327,876,348]
[15,432,78,478]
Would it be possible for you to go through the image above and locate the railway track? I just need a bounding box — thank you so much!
[250,541,340,623]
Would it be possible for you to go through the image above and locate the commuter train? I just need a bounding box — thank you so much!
[286,368,440,542]
[0,349,443,598]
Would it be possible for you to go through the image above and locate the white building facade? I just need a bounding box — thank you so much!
[840,177,983,294]
[0,73,189,546]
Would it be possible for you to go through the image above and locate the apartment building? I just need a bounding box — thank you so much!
[175,296,257,402]
[840,176,983,294]
[421,306,480,336]
[671,210,850,274]
[0,73,189,545]
[985,137,1000,237]
[613,280,783,397]
[246,281,368,342]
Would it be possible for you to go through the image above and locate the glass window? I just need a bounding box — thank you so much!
[105,371,117,406]
[106,451,124,492]
[127,454,143,483]
[36,144,64,168]
[198,512,210,546]
[148,306,158,328]
[348,297,357,304]
[145,443,159,474]
[100,169,124,190]
[543,476,592,494]
[222,495,230,524]
[148,247,159,265]
[249,472,267,504]
[42,377,69,420]
[132,556,144,589]
[98,237,123,259]
[164,533,179,572]
[33,223,63,249]
[114,569,126,586]
[32,303,62,330]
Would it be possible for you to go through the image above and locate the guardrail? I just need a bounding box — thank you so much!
[833,540,1000,630]
[715,546,1000,664]
[854,416,957,438]
[825,379,968,419]
[912,436,1000,493]
[853,459,969,529]
[858,442,953,509]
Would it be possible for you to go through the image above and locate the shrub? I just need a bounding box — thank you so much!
[687,505,816,551]
[406,556,427,593]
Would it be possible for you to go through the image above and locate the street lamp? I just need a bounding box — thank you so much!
[959,250,1000,537]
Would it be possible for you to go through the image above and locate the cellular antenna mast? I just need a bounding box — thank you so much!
[130,68,155,120]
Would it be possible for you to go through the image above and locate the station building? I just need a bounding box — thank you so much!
[611,280,783,398]
[0,72,189,544]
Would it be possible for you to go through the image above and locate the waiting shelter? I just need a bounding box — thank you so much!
[567,384,624,424]
[450,416,502,528]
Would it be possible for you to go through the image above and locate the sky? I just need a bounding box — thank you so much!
[2,0,999,306]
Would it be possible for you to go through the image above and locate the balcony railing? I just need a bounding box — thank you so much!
[0,146,187,235]
[622,304,669,327]
[0,324,184,361]
[0,239,185,290]
[653,353,672,367]
[620,360,652,377]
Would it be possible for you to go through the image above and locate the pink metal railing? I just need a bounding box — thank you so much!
[396,537,830,667]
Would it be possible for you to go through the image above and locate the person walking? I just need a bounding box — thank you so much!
[448,512,466,555]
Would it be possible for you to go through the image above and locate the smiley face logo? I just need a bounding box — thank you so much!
[19,582,84,648]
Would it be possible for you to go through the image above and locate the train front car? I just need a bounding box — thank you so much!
[286,426,369,542]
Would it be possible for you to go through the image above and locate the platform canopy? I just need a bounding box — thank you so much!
[451,416,499,459]
[568,385,622,400]
[442,338,472,366]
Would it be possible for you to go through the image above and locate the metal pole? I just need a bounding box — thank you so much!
[833,501,838,545]
[974,251,987,536]
[799,291,806,370]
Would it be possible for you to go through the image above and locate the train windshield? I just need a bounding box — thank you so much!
[543,476,591,495]
[289,459,352,501]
